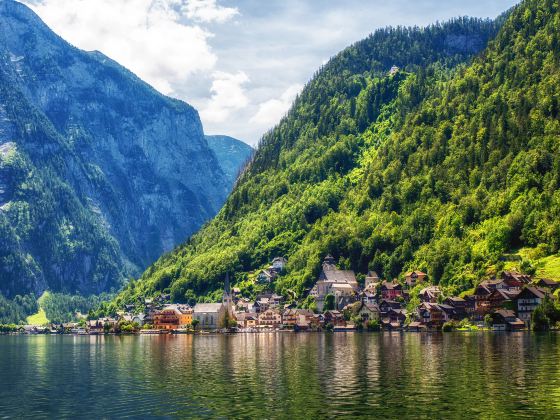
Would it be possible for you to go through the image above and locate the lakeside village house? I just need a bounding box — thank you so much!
[75,255,559,334]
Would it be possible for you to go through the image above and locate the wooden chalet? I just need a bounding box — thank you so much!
[491,309,525,331]
[514,287,548,326]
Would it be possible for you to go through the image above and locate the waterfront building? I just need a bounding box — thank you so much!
[514,287,547,327]
[153,305,193,330]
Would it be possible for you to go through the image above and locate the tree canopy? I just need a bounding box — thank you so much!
[109,0,560,310]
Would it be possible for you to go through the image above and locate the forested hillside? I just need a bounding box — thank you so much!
[110,0,559,310]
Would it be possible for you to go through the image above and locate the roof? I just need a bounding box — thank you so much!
[405,271,427,277]
[502,271,532,283]
[194,303,223,313]
[420,302,443,312]
[517,287,546,299]
[361,303,380,312]
[537,278,558,286]
[236,312,257,321]
[295,309,314,316]
[272,256,287,263]
[475,283,493,295]
[379,299,402,308]
[320,268,358,285]
[447,296,466,302]
[162,304,193,314]
[389,308,407,315]
[325,310,342,316]
[331,283,354,290]
[261,308,282,315]
[489,289,518,300]
[120,313,145,322]
[420,285,441,294]
[480,279,502,287]
[319,256,357,285]
[259,269,277,278]
[495,309,516,318]
[438,304,455,313]
[381,281,402,290]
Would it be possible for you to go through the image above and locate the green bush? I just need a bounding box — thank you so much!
[442,321,455,332]
[366,319,381,331]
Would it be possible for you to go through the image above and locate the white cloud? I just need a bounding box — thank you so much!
[249,84,302,127]
[183,0,239,23]
[22,0,218,95]
[200,71,250,123]
[21,0,519,145]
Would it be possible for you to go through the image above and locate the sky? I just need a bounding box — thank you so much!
[21,0,519,145]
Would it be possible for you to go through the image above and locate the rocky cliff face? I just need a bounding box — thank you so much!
[0,0,229,297]
[205,135,253,188]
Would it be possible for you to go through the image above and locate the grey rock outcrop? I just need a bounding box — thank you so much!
[0,0,229,296]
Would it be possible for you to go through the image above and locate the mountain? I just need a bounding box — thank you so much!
[205,135,253,188]
[0,0,229,299]
[108,10,533,309]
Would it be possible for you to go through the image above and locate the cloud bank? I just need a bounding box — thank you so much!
[22,0,518,145]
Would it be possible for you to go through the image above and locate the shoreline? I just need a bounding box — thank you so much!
[1,328,553,336]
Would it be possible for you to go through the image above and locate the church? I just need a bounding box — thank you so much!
[192,273,236,329]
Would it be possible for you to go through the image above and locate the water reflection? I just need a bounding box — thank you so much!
[0,332,558,418]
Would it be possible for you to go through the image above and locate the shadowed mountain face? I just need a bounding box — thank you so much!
[0,0,229,297]
[205,135,253,188]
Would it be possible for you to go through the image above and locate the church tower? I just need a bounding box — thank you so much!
[223,272,234,317]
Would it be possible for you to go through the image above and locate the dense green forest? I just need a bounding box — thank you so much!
[104,0,560,311]
[0,290,112,325]
[37,292,113,324]
[0,293,37,324]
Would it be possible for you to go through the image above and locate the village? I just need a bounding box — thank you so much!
[6,255,558,335]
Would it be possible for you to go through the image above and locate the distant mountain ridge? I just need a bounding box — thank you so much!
[0,0,230,298]
[205,135,253,187]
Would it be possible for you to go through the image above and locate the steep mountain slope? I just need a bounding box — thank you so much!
[109,13,517,308]
[205,135,253,188]
[0,0,229,298]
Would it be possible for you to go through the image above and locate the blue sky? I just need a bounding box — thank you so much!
[22,0,519,145]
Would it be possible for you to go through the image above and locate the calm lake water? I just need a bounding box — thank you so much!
[0,333,559,419]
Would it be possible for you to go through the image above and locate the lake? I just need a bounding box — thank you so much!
[0,332,559,419]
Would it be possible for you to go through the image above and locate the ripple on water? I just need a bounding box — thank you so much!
[0,333,559,418]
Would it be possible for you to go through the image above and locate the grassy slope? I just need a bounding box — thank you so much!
[26,291,50,325]
[504,248,560,281]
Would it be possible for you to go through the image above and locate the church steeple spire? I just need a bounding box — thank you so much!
[223,272,234,317]
[224,271,231,297]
